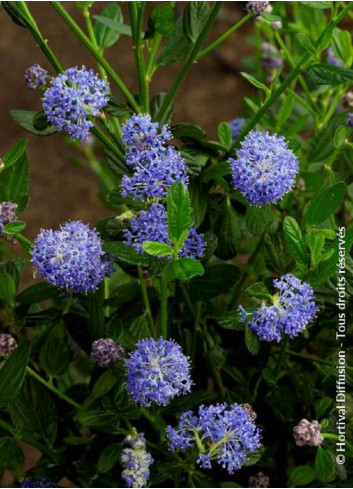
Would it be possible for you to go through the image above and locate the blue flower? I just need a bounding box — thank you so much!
[246,274,318,342]
[24,64,49,90]
[167,403,261,474]
[123,203,205,259]
[245,1,270,16]
[121,431,154,488]
[21,478,57,488]
[229,130,299,205]
[326,47,343,67]
[262,43,283,72]
[346,112,353,127]
[121,114,188,200]
[31,220,114,293]
[91,338,125,367]
[230,118,246,141]
[42,66,109,141]
[125,338,192,406]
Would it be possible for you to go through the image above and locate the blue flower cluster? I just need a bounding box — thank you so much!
[230,117,245,141]
[326,46,343,67]
[42,66,109,141]
[244,274,318,342]
[21,478,57,488]
[246,1,270,16]
[0,201,18,242]
[167,403,261,474]
[121,431,154,488]
[229,131,299,205]
[121,114,188,199]
[31,220,114,293]
[24,64,49,90]
[125,338,192,406]
[123,203,205,259]
[91,338,125,367]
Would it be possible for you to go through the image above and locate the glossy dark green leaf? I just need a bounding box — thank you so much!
[0,272,16,301]
[17,282,60,304]
[218,310,245,331]
[246,205,271,236]
[146,2,175,38]
[0,340,31,406]
[2,221,26,236]
[163,258,204,281]
[105,96,132,118]
[190,264,240,300]
[94,3,123,49]
[39,336,70,377]
[245,324,260,355]
[244,282,272,301]
[171,123,206,142]
[0,437,24,477]
[157,17,191,66]
[167,183,192,249]
[214,203,240,260]
[315,446,335,482]
[283,216,308,270]
[0,142,29,212]
[1,138,27,170]
[75,410,120,430]
[10,110,57,135]
[217,122,232,148]
[289,465,315,487]
[93,15,132,38]
[305,182,346,224]
[142,241,173,257]
[9,377,57,446]
[98,443,122,473]
[103,241,149,266]
[87,282,105,340]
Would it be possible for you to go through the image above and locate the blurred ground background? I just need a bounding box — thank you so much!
[0,2,254,238]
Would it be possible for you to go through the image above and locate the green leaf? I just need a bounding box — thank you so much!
[315,446,335,482]
[93,14,132,37]
[218,310,245,331]
[0,340,31,406]
[307,64,353,85]
[167,183,192,250]
[190,264,241,300]
[289,465,315,487]
[2,221,26,236]
[1,139,27,171]
[297,33,316,55]
[189,182,208,228]
[146,3,175,38]
[162,390,218,415]
[98,443,122,473]
[214,203,240,260]
[10,109,57,135]
[244,282,272,301]
[0,272,16,301]
[157,17,191,66]
[332,27,353,67]
[163,258,204,281]
[183,1,210,43]
[75,410,120,430]
[306,232,325,267]
[240,72,268,91]
[333,125,347,148]
[0,438,24,477]
[142,241,173,257]
[87,282,105,340]
[105,96,133,118]
[171,123,206,141]
[103,241,149,266]
[94,3,123,49]
[218,122,232,148]
[305,182,346,225]
[245,324,260,355]
[39,336,70,377]
[9,377,57,447]
[300,1,332,8]
[246,205,271,236]
[283,216,308,270]
[0,142,29,212]
[17,282,60,304]
[84,370,118,408]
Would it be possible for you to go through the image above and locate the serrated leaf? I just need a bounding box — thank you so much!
[297,33,316,55]
[98,443,122,473]
[1,139,27,171]
[218,122,232,148]
[244,282,272,301]
[2,221,26,236]
[307,64,353,85]
[283,216,308,270]
[87,282,105,340]
[167,183,192,250]
[315,446,335,482]
[103,241,149,266]
[0,438,24,477]
[93,14,132,38]
[240,71,268,91]
[305,182,346,225]
[183,1,210,43]
[190,264,240,300]
[163,258,204,281]
[142,241,173,257]
[0,272,16,301]
[0,340,31,406]
[245,324,260,355]
[289,465,315,487]
[157,17,191,66]
[218,310,245,331]
[39,336,70,377]
[146,2,175,38]
[17,282,60,304]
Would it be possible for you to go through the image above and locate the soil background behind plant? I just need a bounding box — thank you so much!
[0,2,254,237]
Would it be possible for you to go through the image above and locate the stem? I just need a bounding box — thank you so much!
[274,337,289,378]
[322,433,353,453]
[26,366,82,411]
[137,266,157,338]
[91,125,125,162]
[207,352,226,399]
[196,13,252,61]
[287,350,353,372]
[160,276,168,338]
[51,1,139,112]
[129,2,149,112]
[157,2,223,124]
[82,7,106,80]
[229,1,353,152]
[146,34,162,80]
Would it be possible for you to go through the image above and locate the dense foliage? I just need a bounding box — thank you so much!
[0,1,353,488]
